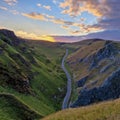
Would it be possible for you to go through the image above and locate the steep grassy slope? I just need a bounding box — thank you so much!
[0,93,41,120]
[0,29,66,119]
[42,99,120,120]
[66,39,120,107]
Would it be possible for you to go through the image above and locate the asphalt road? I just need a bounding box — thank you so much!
[62,49,72,109]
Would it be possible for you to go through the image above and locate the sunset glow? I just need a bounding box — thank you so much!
[16,30,55,42]
[0,0,120,42]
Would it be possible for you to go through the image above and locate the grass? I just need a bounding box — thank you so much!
[0,93,42,120]
[0,32,67,119]
[1,31,120,120]
[42,99,120,120]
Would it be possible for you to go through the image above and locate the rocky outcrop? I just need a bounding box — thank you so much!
[89,42,119,70]
[76,76,88,87]
[71,68,120,107]
[100,63,112,73]
[0,63,31,93]
[0,29,20,45]
[9,53,30,67]
[80,41,119,70]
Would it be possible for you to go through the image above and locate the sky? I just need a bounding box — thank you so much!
[0,0,120,42]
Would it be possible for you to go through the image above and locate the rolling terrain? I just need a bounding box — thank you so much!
[0,29,120,120]
[66,39,120,107]
[0,29,67,119]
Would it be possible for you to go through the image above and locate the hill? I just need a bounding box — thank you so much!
[0,29,67,119]
[65,39,120,107]
[0,29,120,119]
[42,99,120,120]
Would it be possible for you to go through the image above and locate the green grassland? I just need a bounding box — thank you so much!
[0,31,67,119]
[0,93,41,120]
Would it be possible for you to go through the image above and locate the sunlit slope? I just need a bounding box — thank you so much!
[42,99,120,120]
[0,29,66,119]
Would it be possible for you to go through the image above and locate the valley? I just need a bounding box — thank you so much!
[0,29,120,120]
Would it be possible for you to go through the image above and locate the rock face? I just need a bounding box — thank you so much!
[76,76,88,87]
[0,63,31,93]
[0,29,32,93]
[86,41,119,70]
[71,68,120,107]
[70,41,120,108]
[0,29,20,45]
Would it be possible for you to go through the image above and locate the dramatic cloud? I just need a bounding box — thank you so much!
[3,0,17,6]
[60,0,110,17]
[0,6,8,11]
[21,0,120,36]
[92,0,120,31]
[22,12,102,35]
[59,0,120,35]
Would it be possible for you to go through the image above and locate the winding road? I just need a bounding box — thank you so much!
[62,49,72,109]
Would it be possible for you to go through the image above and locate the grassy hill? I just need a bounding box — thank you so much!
[0,93,41,120]
[0,29,67,119]
[65,39,120,107]
[0,29,120,120]
[42,99,120,120]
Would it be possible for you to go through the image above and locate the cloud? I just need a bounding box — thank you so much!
[37,3,51,11]
[92,0,120,31]
[15,30,55,42]
[59,0,120,35]
[22,11,102,35]
[45,14,55,19]
[60,0,110,17]
[22,12,73,26]
[53,0,57,4]
[0,6,8,11]
[3,0,17,6]
[37,3,41,7]
[51,18,65,24]
[70,25,102,35]
[22,12,47,21]
[10,10,19,15]
[61,25,69,29]
[53,30,120,42]
[43,5,51,11]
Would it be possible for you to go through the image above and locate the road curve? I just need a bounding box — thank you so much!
[62,49,72,109]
